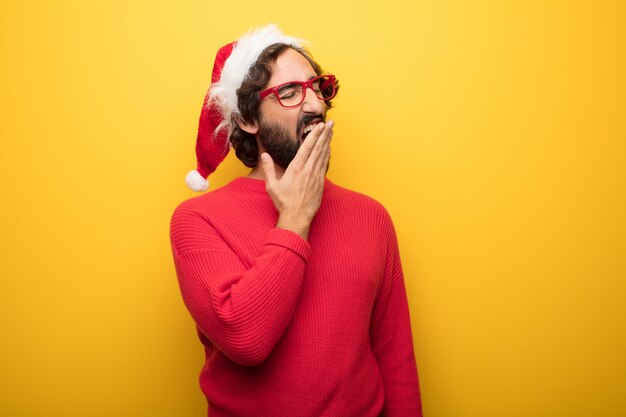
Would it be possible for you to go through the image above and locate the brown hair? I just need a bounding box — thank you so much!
[230,43,337,167]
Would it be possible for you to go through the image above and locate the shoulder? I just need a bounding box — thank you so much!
[172,176,264,216]
[170,180,243,229]
[171,177,273,236]
[325,181,395,229]
[169,181,254,254]
[171,190,218,225]
[327,181,391,214]
[173,183,232,215]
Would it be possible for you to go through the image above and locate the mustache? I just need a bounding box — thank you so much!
[297,114,325,135]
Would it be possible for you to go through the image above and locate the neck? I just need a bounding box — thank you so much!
[248,160,286,181]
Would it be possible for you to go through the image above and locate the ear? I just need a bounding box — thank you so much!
[234,115,259,135]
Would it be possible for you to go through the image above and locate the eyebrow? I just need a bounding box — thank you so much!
[275,75,319,92]
[282,75,317,83]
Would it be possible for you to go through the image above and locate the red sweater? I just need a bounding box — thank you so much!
[170,177,422,417]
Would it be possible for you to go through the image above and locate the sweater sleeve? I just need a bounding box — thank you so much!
[170,207,310,366]
[370,216,423,416]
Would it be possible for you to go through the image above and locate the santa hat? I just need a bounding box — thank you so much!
[185,24,306,192]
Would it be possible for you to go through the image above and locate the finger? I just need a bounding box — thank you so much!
[260,153,276,185]
[319,133,332,175]
[305,122,332,165]
[291,122,326,167]
[313,130,334,174]
[305,122,334,170]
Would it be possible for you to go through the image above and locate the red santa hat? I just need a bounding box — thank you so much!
[185,24,306,192]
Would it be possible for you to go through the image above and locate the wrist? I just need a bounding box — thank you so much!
[276,212,312,240]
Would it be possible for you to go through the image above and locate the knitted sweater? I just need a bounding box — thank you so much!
[170,177,422,417]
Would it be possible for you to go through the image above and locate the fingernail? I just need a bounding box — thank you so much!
[327,120,334,128]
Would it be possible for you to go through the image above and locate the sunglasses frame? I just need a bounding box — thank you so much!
[259,74,337,108]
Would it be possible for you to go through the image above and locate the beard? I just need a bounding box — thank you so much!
[257,113,326,170]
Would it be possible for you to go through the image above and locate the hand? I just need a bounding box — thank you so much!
[261,120,334,239]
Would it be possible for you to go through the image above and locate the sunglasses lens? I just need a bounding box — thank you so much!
[316,76,335,99]
[277,83,303,107]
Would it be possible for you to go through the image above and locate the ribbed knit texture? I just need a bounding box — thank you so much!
[170,177,422,417]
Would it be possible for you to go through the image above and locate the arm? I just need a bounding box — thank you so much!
[370,217,423,416]
[171,122,334,366]
[171,210,310,366]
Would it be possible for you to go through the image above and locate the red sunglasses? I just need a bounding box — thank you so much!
[259,74,337,108]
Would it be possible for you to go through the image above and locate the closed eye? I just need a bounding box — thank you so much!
[277,83,300,99]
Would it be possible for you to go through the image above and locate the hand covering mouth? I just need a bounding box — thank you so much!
[299,116,324,141]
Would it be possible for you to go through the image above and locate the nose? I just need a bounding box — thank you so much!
[301,86,325,114]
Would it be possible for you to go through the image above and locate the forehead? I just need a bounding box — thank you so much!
[268,48,317,86]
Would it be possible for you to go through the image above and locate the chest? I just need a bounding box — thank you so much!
[211,195,386,316]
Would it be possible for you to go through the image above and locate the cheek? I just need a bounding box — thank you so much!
[260,105,301,134]
[281,112,301,134]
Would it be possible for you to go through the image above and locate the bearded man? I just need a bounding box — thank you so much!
[170,25,423,417]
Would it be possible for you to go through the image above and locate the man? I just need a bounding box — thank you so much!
[170,24,423,417]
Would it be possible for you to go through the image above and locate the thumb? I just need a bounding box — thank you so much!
[260,153,276,184]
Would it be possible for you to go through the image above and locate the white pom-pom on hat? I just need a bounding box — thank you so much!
[186,169,209,192]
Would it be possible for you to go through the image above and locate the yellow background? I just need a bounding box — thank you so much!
[1,1,624,416]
